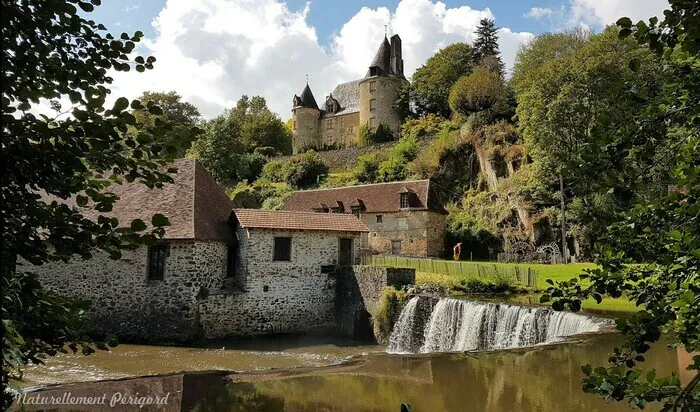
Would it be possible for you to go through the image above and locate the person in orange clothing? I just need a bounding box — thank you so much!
[453,242,462,261]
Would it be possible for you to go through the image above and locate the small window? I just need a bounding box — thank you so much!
[400,193,410,208]
[273,237,292,261]
[292,120,296,131]
[351,207,361,218]
[327,119,334,130]
[398,218,408,230]
[391,240,401,255]
[376,215,383,223]
[369,81,377,92]
[226,245,236,278]
[369,118,377,128]
[147,244,168,280]
[369,98,377,111]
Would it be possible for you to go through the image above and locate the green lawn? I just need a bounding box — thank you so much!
[377,258,638,313]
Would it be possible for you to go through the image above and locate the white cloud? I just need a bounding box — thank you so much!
[125,2,142,12]
[109,0,533,120]
[523,7,555,20]
[526,0,667,30]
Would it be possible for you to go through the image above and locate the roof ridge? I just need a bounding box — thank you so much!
[233,208,364,217]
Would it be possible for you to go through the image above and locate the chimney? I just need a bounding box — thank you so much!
[390,34,403,77]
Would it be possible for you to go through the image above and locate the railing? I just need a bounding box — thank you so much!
[361,255,539,288]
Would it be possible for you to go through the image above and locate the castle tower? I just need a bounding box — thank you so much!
[359,34,408,136]
[291,83,321,154]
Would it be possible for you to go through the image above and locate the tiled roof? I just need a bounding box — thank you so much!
[44,159,235,241]
[367,37,392,77]
[321,79,361,117]
[282,179,447,214]
[231,209,369,232]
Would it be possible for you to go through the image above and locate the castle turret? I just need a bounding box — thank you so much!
[291,83,321,154]
[359,34,408,136]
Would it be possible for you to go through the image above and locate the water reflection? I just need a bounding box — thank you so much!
[201,335,683,412]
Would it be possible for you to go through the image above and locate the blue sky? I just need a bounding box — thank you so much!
[94,0,569,44]
[90,0,668,119]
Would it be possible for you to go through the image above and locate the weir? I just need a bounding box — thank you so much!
[388,297,613,354]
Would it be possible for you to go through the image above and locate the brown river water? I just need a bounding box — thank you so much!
[14,333,695,412]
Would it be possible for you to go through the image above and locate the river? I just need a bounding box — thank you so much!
[16,332,693,411]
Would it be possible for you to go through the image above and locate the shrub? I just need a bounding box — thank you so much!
[261,159,288,182]
[448,67,508,118]
[400,114,447,140]
[254,146,279,157]
[377,135,421,182]
[374,287,407,339]
[352,154,380,183]
[238,152,268,182]
[358,123,395,146]
[285,150,329,189]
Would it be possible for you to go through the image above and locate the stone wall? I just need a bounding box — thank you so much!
[362,210,445,257]
[320,112,360,148]
[358,76,406,135]
[335,265,415,340]
[198,229,362,339]
[24,241,228,342]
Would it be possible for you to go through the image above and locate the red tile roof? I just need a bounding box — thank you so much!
[43,159,235,241]
[281,179,446,214]
[231,209,369,232]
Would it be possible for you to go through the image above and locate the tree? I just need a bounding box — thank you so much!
[448,67,509,118]
[285,150,329,189]
[230,95,291,155]
[543,1,700,409]
[512,27,664,250]
[353,154,380,183]
[2,0,178,408]
[472,18,505,76]
[131,91,202,158]
[409,43,474,118]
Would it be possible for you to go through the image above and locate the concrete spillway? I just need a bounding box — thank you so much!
[388,297,612,354]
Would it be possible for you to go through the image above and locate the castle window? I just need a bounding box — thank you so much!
[292,120,296,130]
[273,237,292,261]
[400,193,410,209]
[327,119,334,130]
[369,81,377,92]
[369,98,377,111]
[369,118,377,128]
[147,244,168,280]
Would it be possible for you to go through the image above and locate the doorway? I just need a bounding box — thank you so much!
[338,238,354,265]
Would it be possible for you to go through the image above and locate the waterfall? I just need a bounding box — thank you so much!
[387,297,612,354]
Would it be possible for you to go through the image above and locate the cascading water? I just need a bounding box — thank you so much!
[388,297,612,354]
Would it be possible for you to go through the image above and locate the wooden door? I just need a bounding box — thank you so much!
[339,238,353,265]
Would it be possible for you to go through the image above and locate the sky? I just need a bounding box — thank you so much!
[84,0,669,120]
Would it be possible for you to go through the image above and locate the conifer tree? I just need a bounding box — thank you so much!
[472,18,505,76]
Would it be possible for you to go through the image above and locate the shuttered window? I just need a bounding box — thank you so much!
[147,244,168,280]
[273,237,292,261]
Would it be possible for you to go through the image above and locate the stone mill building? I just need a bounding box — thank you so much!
[291,34,409,154]
[23,159,414,342]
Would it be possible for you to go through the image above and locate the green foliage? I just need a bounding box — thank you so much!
[228,179,293,210]
[353,154,380,184]
[188,95,291,182]
[409,43,474,118]
[374,287,407,339]
[377,136,421,182]
[472,18,505,76]
[2,0,175,407]
[358,123,394,146]
[541,3,700,409]
[449,67,509,118]
[267,151,329,189]
[130,91,202,158]
[399,114,448,140]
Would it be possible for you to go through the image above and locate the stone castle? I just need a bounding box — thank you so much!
[291,34,409,154]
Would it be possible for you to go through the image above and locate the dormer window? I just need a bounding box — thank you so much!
[400,193,410,209]
[351,206,361,218]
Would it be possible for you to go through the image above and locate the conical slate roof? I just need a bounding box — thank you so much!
[366,37,392,77]
[298,83,319,109]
